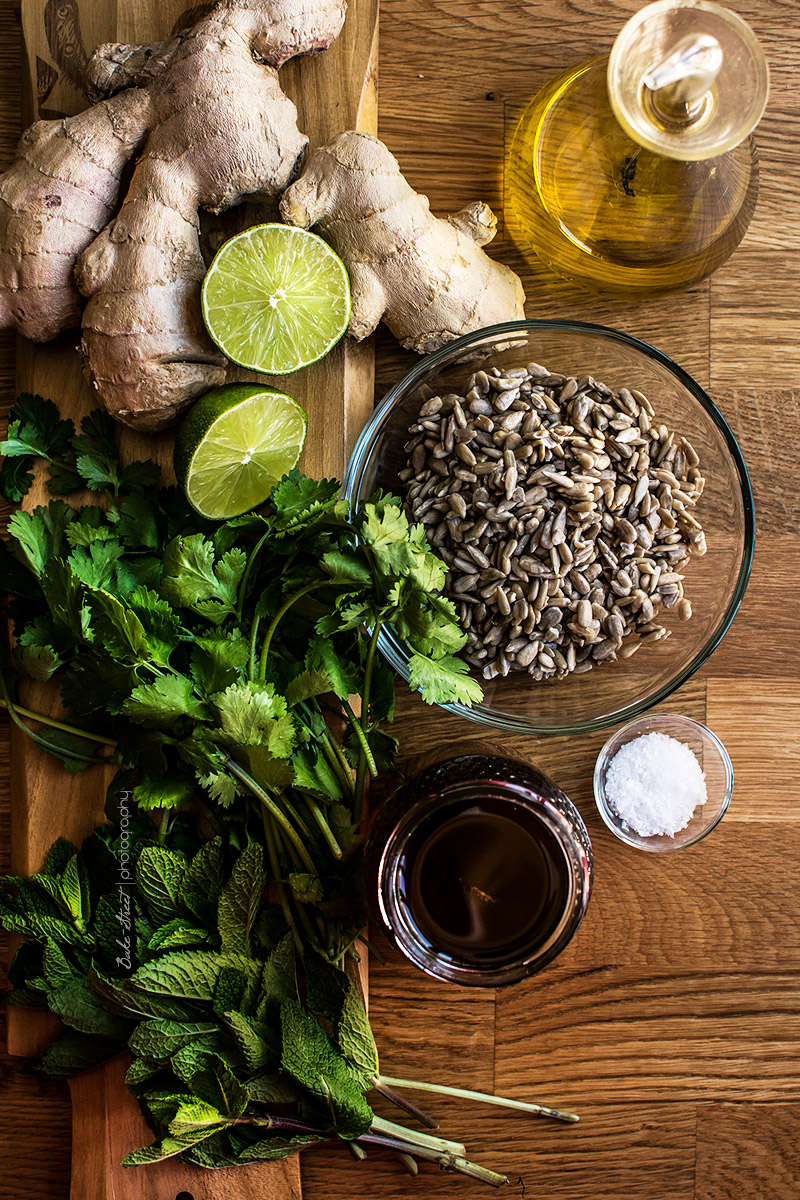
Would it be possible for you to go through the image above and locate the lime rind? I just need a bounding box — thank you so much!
[176,384,307,520]
[201,224,351,375]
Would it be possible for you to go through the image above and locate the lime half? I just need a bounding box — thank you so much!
[175,384,307,519]
[201,223,351,374]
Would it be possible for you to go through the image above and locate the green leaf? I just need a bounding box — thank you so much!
[181,839,224,924]
[305,637,360,700]
[0,394,74,500]
[168,1098,229,1135]
[126,1056,162,1088]
[321,548,372,587]
[65,519,117,549]
[48,976,131,1039]
[88,964,202,1021]
[9,503,76,576]
[87,588,151,663]
[40,557,90,642]
[170,1047,249,1118]
[0,454,35,502]
[197,769,241,808]
[288,872,323,904]
[122,674,209,730]
[134,773,194,812]
[129,1018,220,1063]
[14,619,63,681]
[237,746,295,792]
[129,950,253,1004]
[190,632,249,696]
[292,744,341,802]
[217,843,265,956]
[135,846,187,926]
[213,682,293,750]
[60,652,140,717]
[58,853,88,923]
[115,491,160,549]
[285,669,333,708]
[407,651,484,707]
[222,1010,276,1072]
[68,540,125,592]
[394,600,466,657]
[337,980,379,1084]
[34,1029,120,1077]
[148,919,216,952]
[123,1132,217,1166]
[160,534,219,605]
[280,997,373,1140]
[44,838,79,878]
[124,587,183,666]
[260,932,297,1008]
[42,939,76,991]
[269,471,342,532]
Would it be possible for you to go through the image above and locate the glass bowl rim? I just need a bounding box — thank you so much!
[342,318,755,736]
[592,711,735,851]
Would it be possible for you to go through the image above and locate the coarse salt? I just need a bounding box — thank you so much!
[604,731,707,838]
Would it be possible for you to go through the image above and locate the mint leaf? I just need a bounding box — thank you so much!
[181,839,224,924]
[129,1018,219,1063]
[123,1132,217,1166]
[280,997,373,1139]
[217,843,265,955]
[148,919,216,953]
[135,846,187,926]
[48,976,131,1039]
[34,1029,119,1077]
[289,872,323,904]
[170,1047,249,1119]
[337,981,378,1084]
[407,651,484,706]
[129,950,253,1004]
[122,674,209,730]
[221,1010,277,1072]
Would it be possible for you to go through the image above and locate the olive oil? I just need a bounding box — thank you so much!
[505,57,758,297]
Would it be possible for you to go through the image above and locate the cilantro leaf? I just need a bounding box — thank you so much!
[190,632,248,696]
[0,394,75,501]
[8,502,76,575]
[407,652,484,706]
[122,674,210,730]
[87,589,151,663]
[134,774,195,812]
[128,587,184,667]
[269,471,342,533]
[213,683,295,755]
[69,540,125,592]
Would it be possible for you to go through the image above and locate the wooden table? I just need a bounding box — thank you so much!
[2,1,800,1197]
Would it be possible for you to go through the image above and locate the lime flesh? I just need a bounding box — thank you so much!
[201,223,351,374]
[175,384,307,519]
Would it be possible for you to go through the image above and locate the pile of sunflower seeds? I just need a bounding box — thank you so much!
[398,363,707,682]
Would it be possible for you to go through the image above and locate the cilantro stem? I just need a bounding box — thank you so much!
[0,674,112,764]
[353,620,382,824]
[376,1075,579,1124]
[236,530,270,625]
[0,699,117,747]
[259,804,302,952]
[225,758,317,875]
[257,581,327,682]
[248,613,260,681]
[319,727,354,802]
[343,702,377,779]
[301,795,343,860]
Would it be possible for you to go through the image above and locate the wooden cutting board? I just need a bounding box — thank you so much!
[7,0,378,1195]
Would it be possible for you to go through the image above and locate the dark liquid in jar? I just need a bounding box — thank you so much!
[397,797,570,967]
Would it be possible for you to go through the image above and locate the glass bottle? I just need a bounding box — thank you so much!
[505,0,769,297]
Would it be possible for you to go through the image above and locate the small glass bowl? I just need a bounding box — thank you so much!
[593,712,734,851]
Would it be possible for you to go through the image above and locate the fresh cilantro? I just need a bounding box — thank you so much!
[0,394,75,501]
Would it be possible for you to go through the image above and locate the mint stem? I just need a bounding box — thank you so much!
[370,1076,438,1129]
[370,1115,465,1158]
[377,1075,579,1124]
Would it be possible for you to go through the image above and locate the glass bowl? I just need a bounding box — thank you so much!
[593,712,734,851]
[342,320,754,735]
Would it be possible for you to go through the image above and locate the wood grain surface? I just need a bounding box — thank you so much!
[3,1,800,1199]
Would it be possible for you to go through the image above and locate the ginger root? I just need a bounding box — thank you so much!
[280,130,526,353]
[0,0,347,430]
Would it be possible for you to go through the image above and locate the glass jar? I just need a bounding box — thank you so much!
[366,753,593,987]
[505,0,769,296]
